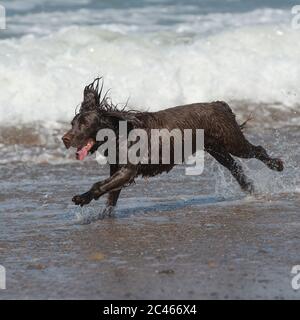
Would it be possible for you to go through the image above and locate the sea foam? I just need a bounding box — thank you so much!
[0,22,299,125]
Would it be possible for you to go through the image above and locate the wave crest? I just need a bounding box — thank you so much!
[0,23,299,124]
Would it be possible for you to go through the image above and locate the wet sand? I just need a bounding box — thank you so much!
[0,126,299,299]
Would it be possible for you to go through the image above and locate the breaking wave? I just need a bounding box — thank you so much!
[0,19,300,125]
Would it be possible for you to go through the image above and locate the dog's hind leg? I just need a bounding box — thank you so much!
[207,148,255,194]
[248,145,284,172]
[231,143,284,172]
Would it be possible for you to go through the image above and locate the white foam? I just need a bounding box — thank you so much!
[0,22,299,124]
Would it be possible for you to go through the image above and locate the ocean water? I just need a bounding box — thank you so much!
[0,0,299,125]
[0,0,298,182]
[0,1,300,299]
[0,0,298,178]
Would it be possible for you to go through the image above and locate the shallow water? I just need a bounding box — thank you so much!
[0,0,299,300]
[0,124,299,299]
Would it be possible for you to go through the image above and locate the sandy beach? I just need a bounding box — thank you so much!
[0,124,299,299]
[0,0,300,300]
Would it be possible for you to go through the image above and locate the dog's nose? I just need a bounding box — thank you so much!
[62,135,72,149]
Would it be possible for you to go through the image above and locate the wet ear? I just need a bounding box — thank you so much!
[105,112,141,131]
[80,78,103,112]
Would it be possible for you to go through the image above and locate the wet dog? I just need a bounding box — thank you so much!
[62,78,283,212]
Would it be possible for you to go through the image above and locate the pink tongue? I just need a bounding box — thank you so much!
[76,146,89,161]
[75,139,95,161]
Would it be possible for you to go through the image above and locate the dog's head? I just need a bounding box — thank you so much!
[62,78,141,160]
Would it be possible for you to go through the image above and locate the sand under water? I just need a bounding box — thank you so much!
[0,0,300,300]
[0,105,299,299]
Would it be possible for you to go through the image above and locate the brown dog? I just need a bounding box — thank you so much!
[62,78,283,212]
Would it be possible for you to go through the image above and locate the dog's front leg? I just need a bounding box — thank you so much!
[100,190,122,217]
[72,166,136,206]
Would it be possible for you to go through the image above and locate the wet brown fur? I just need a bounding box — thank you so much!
[62,78,284,210]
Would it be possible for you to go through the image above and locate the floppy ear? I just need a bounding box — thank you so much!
[105,111,142,131]
[80,78,102,112]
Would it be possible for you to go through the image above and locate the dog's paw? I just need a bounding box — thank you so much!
[72,192,93,207]
[273,158,284,172]
[266,158,284,172]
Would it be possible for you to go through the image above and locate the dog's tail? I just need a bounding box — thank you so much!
[240,113,253,131]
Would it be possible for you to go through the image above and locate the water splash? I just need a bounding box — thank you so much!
[74,205,115,224]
